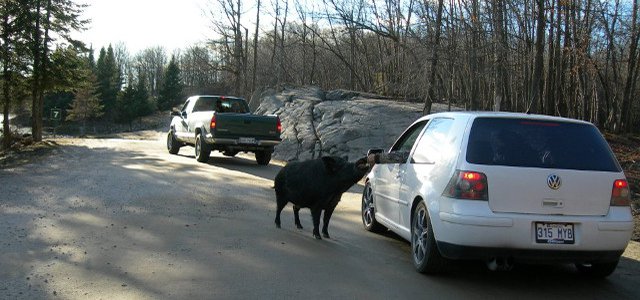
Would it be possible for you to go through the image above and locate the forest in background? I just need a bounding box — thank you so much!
[1,0,639,149]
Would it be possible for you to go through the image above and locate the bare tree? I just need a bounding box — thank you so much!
[621,0,639,132]
[207,0,246,95]
[422,0,444,115]
[196,0,640,132]
[528,0,546,113]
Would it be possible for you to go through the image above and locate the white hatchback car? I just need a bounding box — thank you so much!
[362,111,633,277]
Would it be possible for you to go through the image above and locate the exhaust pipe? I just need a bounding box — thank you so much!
[486,257,514,271]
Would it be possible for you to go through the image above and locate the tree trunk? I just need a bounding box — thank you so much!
[233,0,242,95]
[279,0,289,84]
[469,0,480,110]
[529,0,545,114]
[423,0,444,115]
[492,0,508,112]
[252,0,260,94]
[31,0,42,141]
[545,0,556,115]
[270,1,279,84]
[555,0,565,116]
[621,0,639,132]
[2,12,12,149]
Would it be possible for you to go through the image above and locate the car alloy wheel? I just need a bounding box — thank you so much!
[361,182,385,233]
[411,201,445,274]
[362,184,375,227]
[412,206,429,264]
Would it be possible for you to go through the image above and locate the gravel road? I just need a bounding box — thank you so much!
[1,134,640,299]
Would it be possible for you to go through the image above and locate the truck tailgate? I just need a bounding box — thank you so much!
[215,113,279,139]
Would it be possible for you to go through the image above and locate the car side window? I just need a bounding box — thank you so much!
[184,98,196,114]
[180,100,190,113]
[193,97,216,112]
[412,118,455,164]
[390,120,428,153]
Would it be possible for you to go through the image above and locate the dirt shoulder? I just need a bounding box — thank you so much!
[0,139,59,169]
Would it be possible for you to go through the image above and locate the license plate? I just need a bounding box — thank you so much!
[239,137,256,144]
[535,222,575,244]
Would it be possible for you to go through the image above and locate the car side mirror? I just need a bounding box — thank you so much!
[367,148,384,156]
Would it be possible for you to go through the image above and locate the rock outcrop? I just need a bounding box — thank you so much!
[254,86,459,161]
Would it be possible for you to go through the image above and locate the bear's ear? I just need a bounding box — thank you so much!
[355,157,368,170]
[322,156,342,174]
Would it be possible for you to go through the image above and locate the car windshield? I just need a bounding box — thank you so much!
[195,96,249,113]
[466,117,621,172]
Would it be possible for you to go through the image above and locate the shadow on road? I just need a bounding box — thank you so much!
[2,139,639,299]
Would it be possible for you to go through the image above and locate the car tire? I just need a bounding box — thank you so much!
[361,182,386,233]
[575,260,619,278]
[167,130,180,155]
[411,201,446,274]
[195,133,211,163]
[255,150,271,165]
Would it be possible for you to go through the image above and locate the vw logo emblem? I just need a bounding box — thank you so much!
[547,174,561,190]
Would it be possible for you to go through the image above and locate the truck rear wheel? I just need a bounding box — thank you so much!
[255,150,271,165]
[195,133,211,163]
[167,130,181,154]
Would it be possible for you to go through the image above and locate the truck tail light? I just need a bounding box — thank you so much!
[443,170,488,201]
[210,115,217,129]
[611,179,631,206]
[276,117,282,133]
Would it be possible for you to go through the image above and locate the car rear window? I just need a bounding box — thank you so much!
[466,117,621,172]
[195,97,249,113]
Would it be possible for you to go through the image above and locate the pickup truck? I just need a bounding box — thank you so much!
[167,95,281,165]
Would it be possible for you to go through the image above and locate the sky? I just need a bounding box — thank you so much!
[74,0,212,55]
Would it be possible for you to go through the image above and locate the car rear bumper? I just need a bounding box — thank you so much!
[436,242,624,263]
[432,202,632,261]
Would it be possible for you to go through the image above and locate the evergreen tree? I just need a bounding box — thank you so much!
[134,71,153,116]
[1,0,27,149]
[115,70,152,130]
[66,73,103,136]
[115,83,136,130]
[44,46,94,122]
[87,46,95,71]
[27,0,88,142]
[157,55,183,111]
[95,45,120,118]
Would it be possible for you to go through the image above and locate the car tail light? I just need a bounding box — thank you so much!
[610,179,630,206]
[210,114,217,130]
[276,117,282,133]
[443,170,488,200]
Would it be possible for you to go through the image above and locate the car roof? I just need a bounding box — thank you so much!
[418,111,593,126]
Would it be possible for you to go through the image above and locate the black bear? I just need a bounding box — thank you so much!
[274,156,369,239]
